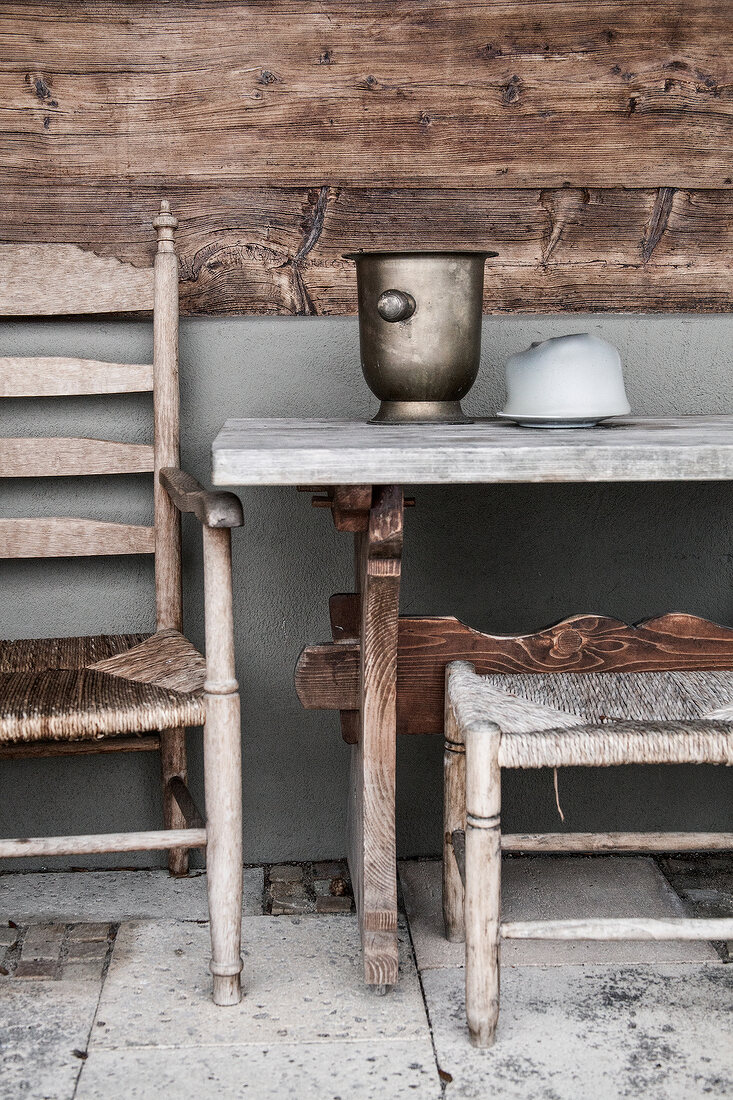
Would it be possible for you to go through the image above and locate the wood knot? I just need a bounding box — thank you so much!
[501,76,522,106]
[26,72,58,108]
[551,629,583,658]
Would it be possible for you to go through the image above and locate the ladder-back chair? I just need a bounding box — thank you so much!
[0,202,244,1005]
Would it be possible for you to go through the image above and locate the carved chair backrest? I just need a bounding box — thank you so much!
[0,202,183,632]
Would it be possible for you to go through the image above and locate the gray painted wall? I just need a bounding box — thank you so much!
[1,313,731,869]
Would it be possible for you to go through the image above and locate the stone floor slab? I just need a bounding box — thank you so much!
[77,1039,441,1099]
[92,915,428,1049]
[399,857,718,969]
[0,925,18,948]
[422,963,733,1100]
[0,867,264,922]
[0,979,101,1100]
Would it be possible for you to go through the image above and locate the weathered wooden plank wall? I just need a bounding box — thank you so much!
[1,2,731,314]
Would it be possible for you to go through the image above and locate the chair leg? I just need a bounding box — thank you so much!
[160,727,189,876]
[464,719,502,1048]
[443,699,466,942]
[203,691,243,1006]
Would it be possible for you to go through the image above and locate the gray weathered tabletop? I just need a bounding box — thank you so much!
[212,416,733,486]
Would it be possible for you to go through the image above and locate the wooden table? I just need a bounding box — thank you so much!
[212,415,733,987]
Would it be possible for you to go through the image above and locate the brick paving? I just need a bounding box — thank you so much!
[0,921,116,980]
[265,859,354,916]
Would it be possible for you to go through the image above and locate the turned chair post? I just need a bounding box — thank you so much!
[153,200,188,874]
[152,198,183,631]
[202,523,243,1005]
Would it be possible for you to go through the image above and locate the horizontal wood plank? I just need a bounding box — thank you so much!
[296,611,733,734]
[1,183,731,315]
[0,244,154,315]
[213,416,733,486]
[0,357,153,396]
[1,437,155,477]
[0,518,156,558]
[1,2,731,189]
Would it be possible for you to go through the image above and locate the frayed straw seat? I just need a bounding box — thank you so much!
[449,666,733,768]
[443,656,733,1048]
[0,630,206,743]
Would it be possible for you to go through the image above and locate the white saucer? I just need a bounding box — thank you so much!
[497,411,620,429]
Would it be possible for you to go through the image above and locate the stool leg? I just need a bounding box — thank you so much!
[465,720,502,1048]
[443,698,466,942]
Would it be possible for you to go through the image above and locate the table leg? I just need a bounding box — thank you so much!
[349,484,403,988]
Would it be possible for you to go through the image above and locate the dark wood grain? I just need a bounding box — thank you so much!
[350,486,403,986]
[2,181,731,315]
[2,0,732,316]
[312,486,373,532]
[2,2,731,189]
[330,592,360,745]
[296,612,733,736]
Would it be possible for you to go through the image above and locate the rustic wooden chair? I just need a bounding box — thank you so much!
[0,202,244,1005]
[442,616,733,1046]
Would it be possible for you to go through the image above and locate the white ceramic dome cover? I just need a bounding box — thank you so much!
[502,333,631,418]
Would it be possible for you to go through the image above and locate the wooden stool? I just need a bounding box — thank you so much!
[444,659,733,1047]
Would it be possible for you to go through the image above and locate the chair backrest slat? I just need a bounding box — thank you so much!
[0,357,154,397]
[0,245,155,315]
[1,201,182,627]
[0,518,156,558]
[1,438,155,478]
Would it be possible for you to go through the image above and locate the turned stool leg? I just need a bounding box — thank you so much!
[443,696,466,942]
[203,526,243,1006]
[464,719,502,1048]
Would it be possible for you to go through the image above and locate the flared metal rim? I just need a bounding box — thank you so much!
[342,249,499,261]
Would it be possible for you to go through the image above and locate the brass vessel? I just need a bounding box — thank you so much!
[345,250,496,424]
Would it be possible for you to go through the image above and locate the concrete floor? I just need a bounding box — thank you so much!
[0,856,731,1100]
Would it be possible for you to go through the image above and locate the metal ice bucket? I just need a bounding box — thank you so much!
[345,250,496,423]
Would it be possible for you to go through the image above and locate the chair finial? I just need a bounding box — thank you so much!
[153,199,178,252]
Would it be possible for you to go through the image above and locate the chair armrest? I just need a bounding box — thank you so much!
[160,468,243,528]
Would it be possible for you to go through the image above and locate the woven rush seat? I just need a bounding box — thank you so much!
[448,664,733,767]
[0,629,206,743]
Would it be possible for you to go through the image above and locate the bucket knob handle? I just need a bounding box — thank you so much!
[377,289,416,323]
